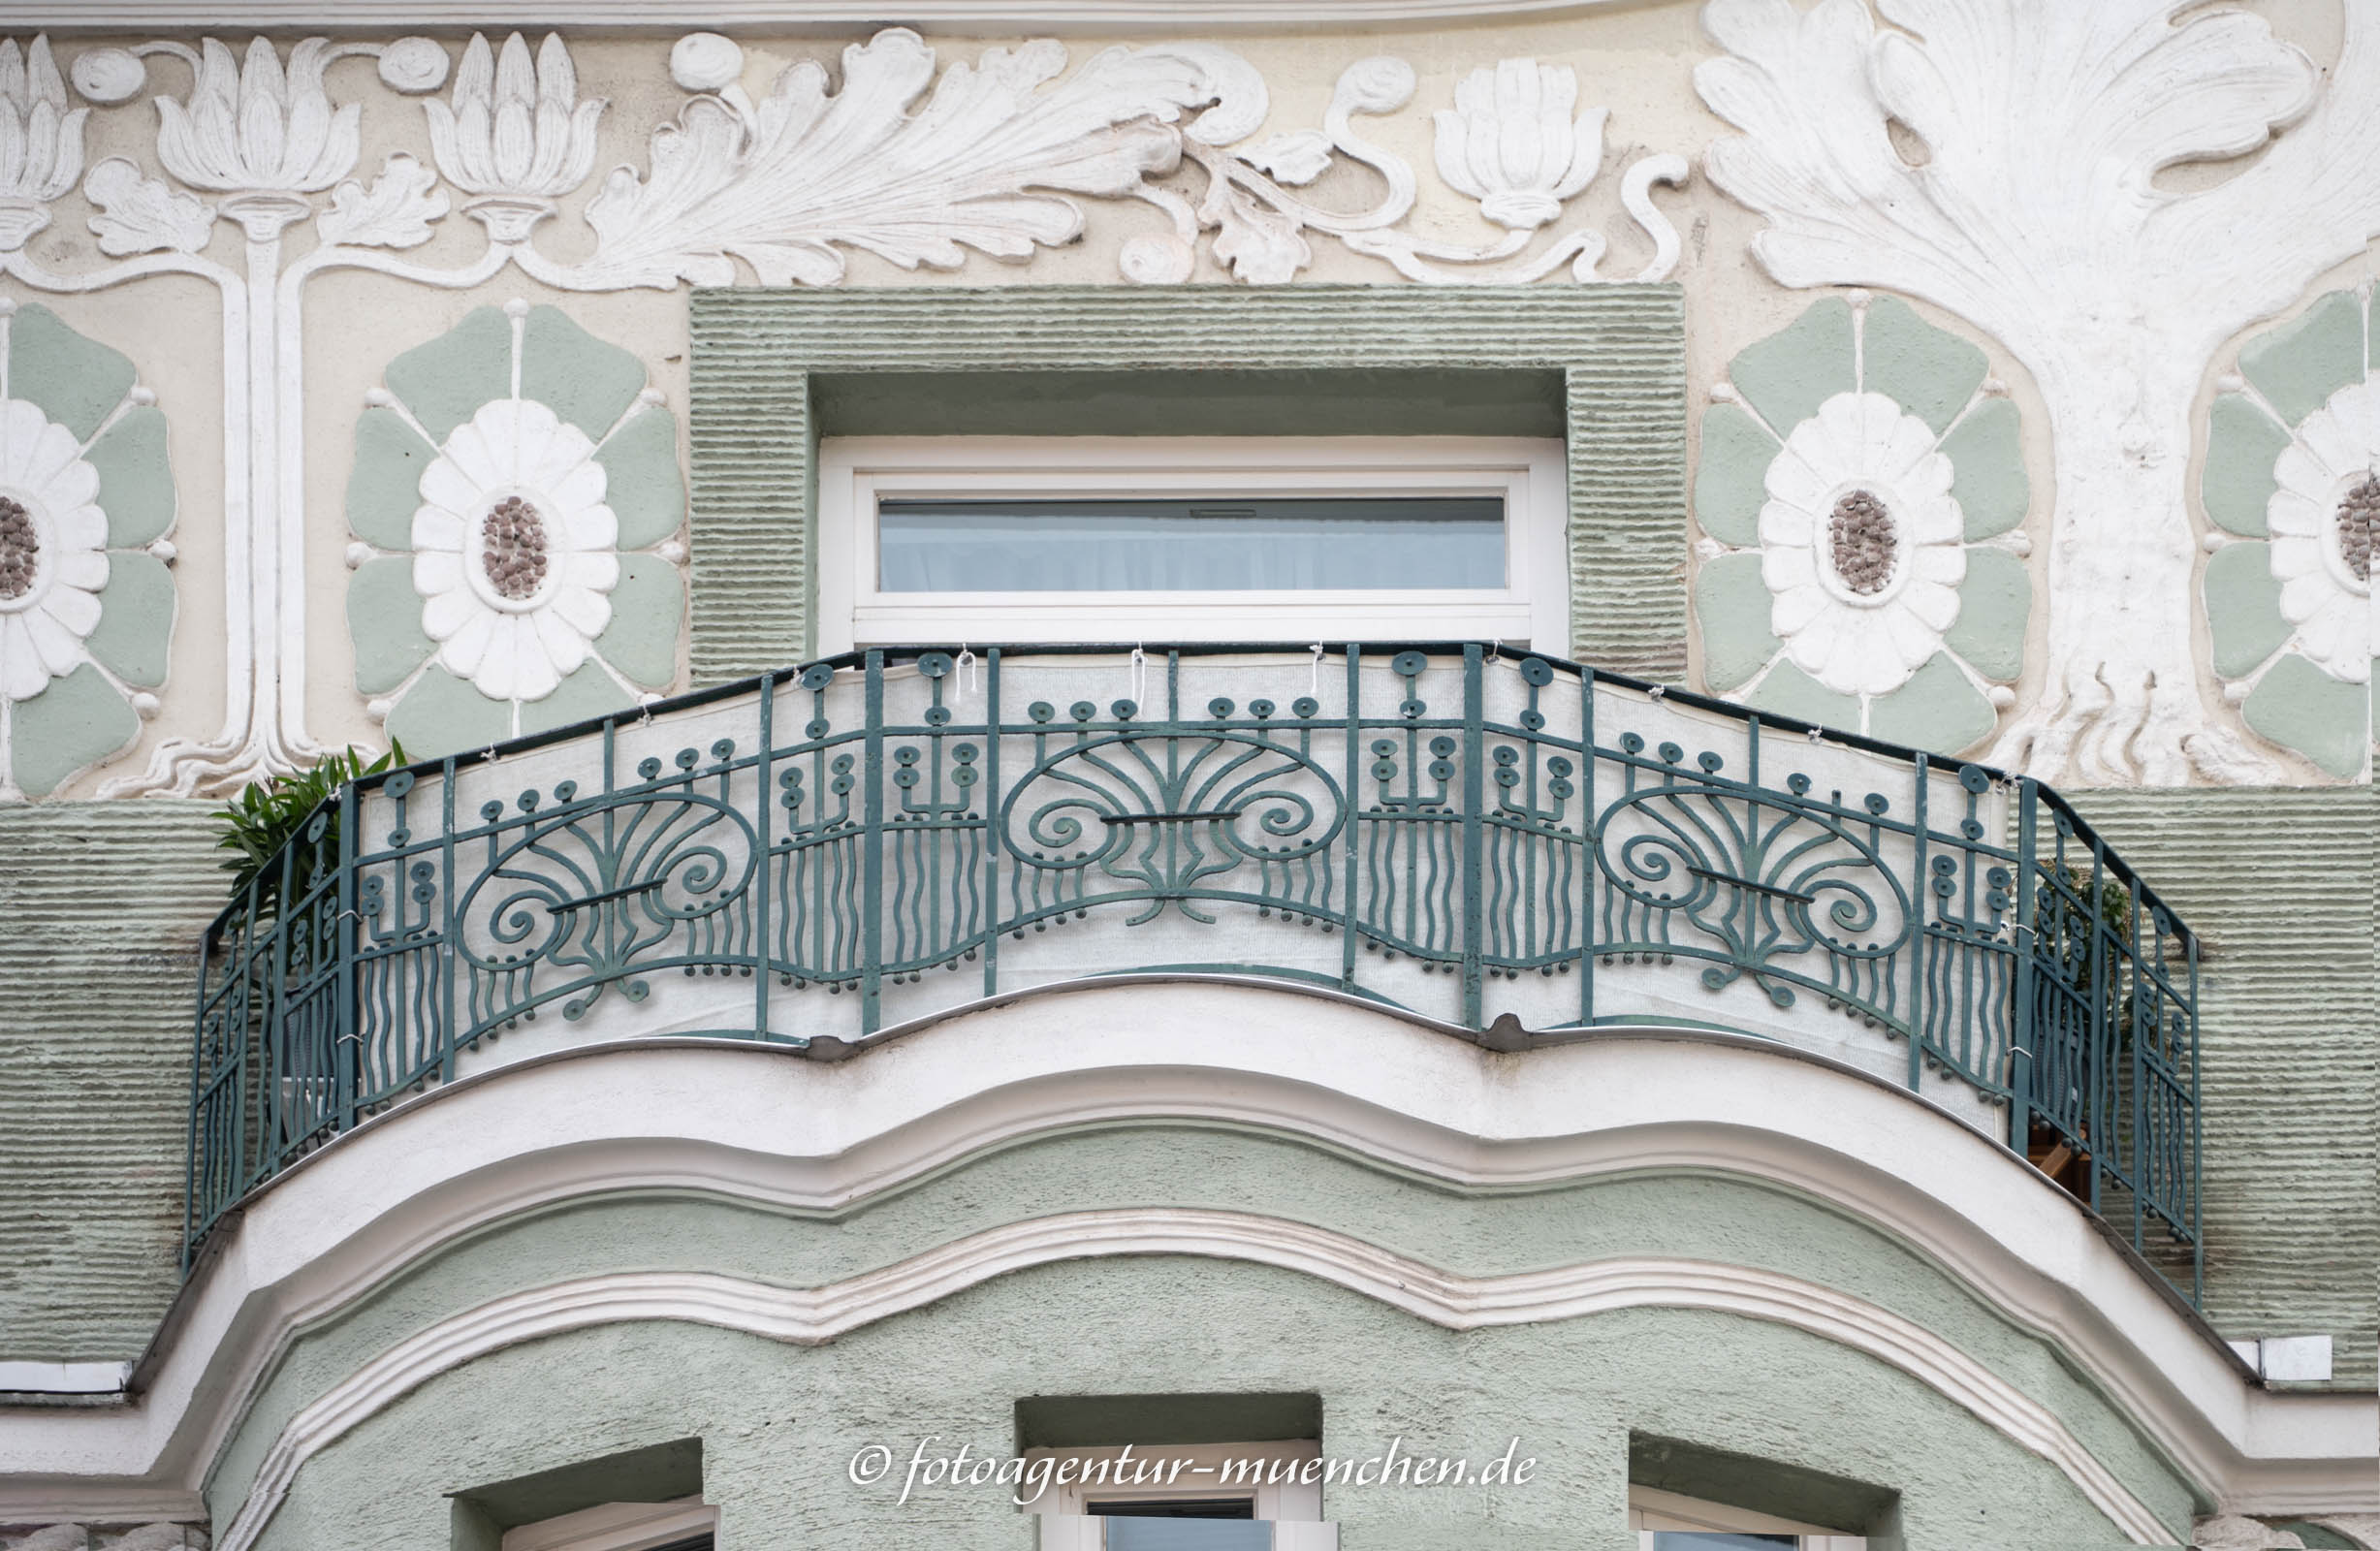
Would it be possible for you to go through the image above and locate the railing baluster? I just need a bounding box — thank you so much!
[1460,644,1484,1027]
[861,649,886,1035]
[1340,646,1362,994]
[755,671,776,1038]
[2010,780,2038,1160]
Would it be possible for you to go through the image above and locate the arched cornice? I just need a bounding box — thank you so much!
[0,981,2367,1530]
[2,1,1643,30]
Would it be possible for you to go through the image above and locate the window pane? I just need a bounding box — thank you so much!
[1100,1518,1272,1550]
[877,497,1505,592]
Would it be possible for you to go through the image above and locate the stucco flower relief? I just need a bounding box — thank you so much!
[1693,294,2033,754]
[2201,285,2376,779]
[346,300,684,758]
[0,301,178,800]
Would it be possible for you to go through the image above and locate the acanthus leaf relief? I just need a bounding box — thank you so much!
[1695,0,2380,783]
[0,25,1683,799]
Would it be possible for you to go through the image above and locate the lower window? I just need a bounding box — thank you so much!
[1631,1486,1867,1550]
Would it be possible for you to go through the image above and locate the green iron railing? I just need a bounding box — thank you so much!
[184,644,2201,1301]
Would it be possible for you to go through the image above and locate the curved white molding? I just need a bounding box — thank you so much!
[214,1217,2174,1550]
[0,2,1640,27]
[0,987,2367,1529]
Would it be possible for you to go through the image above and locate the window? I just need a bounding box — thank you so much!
[495,1497,716,1551]
[1026,1440,1335,1550]
[817,436,1569,654]
[1631,1486,1866,1551]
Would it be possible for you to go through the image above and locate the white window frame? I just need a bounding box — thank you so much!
[816,435,1570,656]
[1023,1440,1334,1550]
[497,1497,716,1551]
[1630,1484,1866,1549]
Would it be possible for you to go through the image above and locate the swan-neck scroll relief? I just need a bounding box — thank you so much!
[0,27,1685,799]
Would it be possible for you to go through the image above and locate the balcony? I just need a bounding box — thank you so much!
[184,644,2201,1299]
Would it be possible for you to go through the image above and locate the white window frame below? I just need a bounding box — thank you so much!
[1630,1484,1866,1549]
[1023,1440,1334,1549]
[497,1497,716,1551]
[815,435,1571,656]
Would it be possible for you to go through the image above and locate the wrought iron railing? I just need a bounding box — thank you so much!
[184,644,2201,1300]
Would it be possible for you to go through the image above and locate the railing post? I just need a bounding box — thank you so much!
[438,755,460,1085]
[2188,929,2203,1305]
[181,918,217,1274]
[2084,832,2107,1216]
[754,673,775,1039]
[2008,780,2038,1158]
[1578,667,1596,1028]
[2128,868,2145,1253]
[861,649,886,1035]
[334,782,359,1135]
[1460,644,1484,1027]
[1909,752,1928,1092]
[982,649,1002,1001]
[1340,645,1361,994]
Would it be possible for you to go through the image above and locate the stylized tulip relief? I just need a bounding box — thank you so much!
[1432,58,1604,231]
[425,32,604,241]
[0,39,83,250]
[154,37,360,199]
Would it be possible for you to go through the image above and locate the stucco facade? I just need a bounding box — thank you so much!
[0,3,2372,1549]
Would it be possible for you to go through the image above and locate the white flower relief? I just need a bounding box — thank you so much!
[412,397,619,703]
[0,396,108,702]
[2265,378,2377,683]
[1758,392,1967,698]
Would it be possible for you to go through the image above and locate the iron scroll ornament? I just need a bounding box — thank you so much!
[1594,734,1914,1019]
[998,696,1349,926]
[447,745,760,1023]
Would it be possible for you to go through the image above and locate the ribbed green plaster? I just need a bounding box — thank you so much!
[1693,401,1774,548]
[1861,296,1986,434]
[1694,553,1778,692]
[10,663,137,797]
[1865,652,1994,754]
[384,306,511,445]
[0,801,220,1358]
[2060,789,2376,1389]
[2202,396,2291,539]
[1745,660,1858,730]
[2241,655,2369,779]
[594,406,685,551]
[81,554,175,688]
[1942,397,2028,539]
[687,286,1689,684]
[8,302,135,442]
[2202,543,2292,681]
[519,662,633,738]
[383,665,512,758]
[345,409,436,551]
[1944,548,2029,682]
[85,405,175,547]
[212,1129,2194,1547]
[2238,290,2364,428]
[521,305,645,441]
[1726,297,1852,435]
[346,557,435,695]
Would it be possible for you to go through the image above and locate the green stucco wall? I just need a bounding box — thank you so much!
[685,285,1690,684]
[2061,787,2378,1389]
[215,1124,2196,1548]
[0,801,222,1359]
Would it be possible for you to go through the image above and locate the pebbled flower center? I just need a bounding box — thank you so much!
[1827,489,1897,596]
[480,494,550,602]
[0,496,38,601]
[2336,473,2378,585]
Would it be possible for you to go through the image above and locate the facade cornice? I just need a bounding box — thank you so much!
[0,987,2367,1535]
[0,1,1638,30]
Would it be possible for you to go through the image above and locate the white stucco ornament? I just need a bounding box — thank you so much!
[424,32,602,240]
[1433,58,1603,230]
[1759,392,1964,697]
[0,396,106,703]
[1698,0,2380,784]
[0,38,83,250]
[2266,381,2378,681]
[154,37,361,196]
[412,396,620,704]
